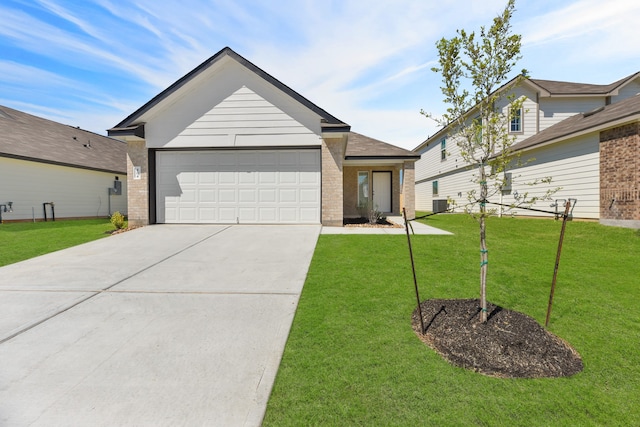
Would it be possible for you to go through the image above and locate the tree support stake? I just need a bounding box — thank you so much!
[404,208,426,334]
[545,200,572,327]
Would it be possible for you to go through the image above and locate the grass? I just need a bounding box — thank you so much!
[0,219,116,266]
[263,213,640,426]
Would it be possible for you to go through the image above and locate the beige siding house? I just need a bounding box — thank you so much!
[414,73,640,228]
[109,47,418,227]
[0,106,127,222]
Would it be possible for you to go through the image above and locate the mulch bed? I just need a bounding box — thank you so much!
[106,226,141,235]
[343,217,403,228]
[412,299,583,378]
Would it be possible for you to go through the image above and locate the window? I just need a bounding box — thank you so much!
[510,107,522,133]
[357,171,369,207]
[440,138,447,161]
[432,180,439,196]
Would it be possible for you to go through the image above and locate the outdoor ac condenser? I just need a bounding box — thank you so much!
[433,199,448,213]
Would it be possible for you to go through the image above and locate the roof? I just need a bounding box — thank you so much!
[414,71,640,152]
[529,72,640,96]
[511,94,640,152]
[346,132,420,160]
[109,47,350,136]
[0,105,127,174]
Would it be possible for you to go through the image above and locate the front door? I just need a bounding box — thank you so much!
[372,171,391,213]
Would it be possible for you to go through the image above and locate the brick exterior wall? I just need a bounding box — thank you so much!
[126,140,149,226]
[600,122,640,224]
[342,165,402,217]
[321,138,346,226]
[402,161,416,219]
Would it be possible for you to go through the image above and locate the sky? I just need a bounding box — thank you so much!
[1,0,639,150]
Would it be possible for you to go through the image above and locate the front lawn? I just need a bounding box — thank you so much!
[0,219,115,266]
[264,214,640,426]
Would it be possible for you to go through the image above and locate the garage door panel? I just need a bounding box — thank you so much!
[199,172,216,184]
[259,189,276,202]
[199,189,216,202]
[156,150,320,224]
[239,189,257,203]
[279,189,297,203]
[279,172,297,184]
[219,189,237,203]
[300,188,319,203]
[300,207,319,222]
[238,172,257,184]
[299,171,319,184]
[219,171,237,184]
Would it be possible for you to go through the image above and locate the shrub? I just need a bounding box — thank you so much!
[110,211,126,229]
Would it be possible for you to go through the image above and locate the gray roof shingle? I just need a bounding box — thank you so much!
[511,94,640,152]
[346,132,420,159]
[0,105,127,174]
[530,72,640,95]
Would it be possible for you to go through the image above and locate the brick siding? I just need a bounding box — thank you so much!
[600,123,640,221]
[402,161,416,219]
[321,138,346,226]
[126,140,149,226]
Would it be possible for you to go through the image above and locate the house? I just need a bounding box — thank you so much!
[414,72,640,229]
[108,47,419,227]
[0,105,127,222]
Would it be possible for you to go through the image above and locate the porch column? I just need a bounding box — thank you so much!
[126,140,149,226]
[402,161,416,219]
[321,137,346,226]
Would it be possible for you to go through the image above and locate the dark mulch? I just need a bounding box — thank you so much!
[343,217,402,228]
[412,299,583,378]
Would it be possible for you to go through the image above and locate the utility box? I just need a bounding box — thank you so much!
[111,180,122,195]
[433,199,448,213]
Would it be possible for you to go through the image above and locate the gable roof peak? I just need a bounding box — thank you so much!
[109,46,349,135]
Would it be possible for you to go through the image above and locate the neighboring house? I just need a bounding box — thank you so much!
[0,105,127,222]
[414,72,640,228]
[108,47,419,227]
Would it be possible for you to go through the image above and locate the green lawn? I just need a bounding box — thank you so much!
[0,219,116,266]
[264,214,640,426]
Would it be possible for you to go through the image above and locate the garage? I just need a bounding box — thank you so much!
[155,149,321,224]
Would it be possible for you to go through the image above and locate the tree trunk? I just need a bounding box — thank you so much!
[479,167,488,323]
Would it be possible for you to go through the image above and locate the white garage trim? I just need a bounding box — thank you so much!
[155,149,320,224]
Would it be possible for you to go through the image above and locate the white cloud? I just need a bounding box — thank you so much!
[1,0,638,148]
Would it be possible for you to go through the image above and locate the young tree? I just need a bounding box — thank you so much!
[424,0,553,322]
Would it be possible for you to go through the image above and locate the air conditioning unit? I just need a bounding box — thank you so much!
[433,199,448,213]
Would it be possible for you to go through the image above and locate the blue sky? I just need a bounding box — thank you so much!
[1,0,638,149]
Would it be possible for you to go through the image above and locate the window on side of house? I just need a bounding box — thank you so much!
[440,138,447,161]
[357,171,369,207]
[510,107,522,133]
[432,180,439,196]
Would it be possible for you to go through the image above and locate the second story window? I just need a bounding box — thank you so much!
[510,107,522,133]
[440,138,447,161]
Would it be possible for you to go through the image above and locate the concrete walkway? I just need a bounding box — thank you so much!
[321,216,452,235]
[0,224,320,426]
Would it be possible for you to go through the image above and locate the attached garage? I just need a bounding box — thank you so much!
[155,149,320,224]
[109,48,419,227]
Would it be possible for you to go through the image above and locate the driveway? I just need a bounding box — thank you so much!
[0,224,320,426]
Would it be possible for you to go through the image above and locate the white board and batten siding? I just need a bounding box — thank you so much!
[0,157,127,221]
[146,59,324,224]
[144,59,323,149]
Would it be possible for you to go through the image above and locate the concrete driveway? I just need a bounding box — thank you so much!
[0,224,320,426]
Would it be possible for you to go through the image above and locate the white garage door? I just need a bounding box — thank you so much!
[156,149,320,224]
